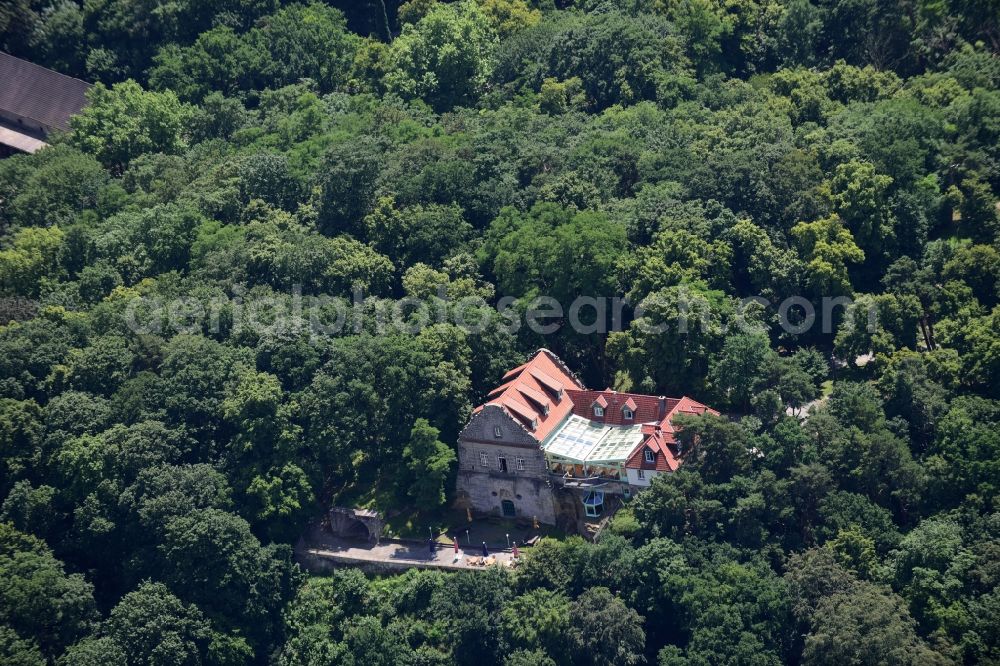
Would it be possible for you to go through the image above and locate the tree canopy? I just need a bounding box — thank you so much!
[0,0,998,664]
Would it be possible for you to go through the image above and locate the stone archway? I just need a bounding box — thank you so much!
[328,507,384,544]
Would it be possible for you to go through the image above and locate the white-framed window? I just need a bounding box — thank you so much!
[516,457,526,471]
[494,425,502,439]
[593,406,604,417]
[623,408,634,420]
[637,469,645,480]
[479,451,489,467]
[644,449,655,464]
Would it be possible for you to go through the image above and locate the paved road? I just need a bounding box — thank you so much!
[300,530,515,571]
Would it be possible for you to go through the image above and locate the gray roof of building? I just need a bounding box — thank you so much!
[0,52,91,131]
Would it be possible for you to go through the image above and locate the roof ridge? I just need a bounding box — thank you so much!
[0,52,91,86]
[535,348,586,389]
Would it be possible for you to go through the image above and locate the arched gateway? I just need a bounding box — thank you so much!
[328,507,384,543]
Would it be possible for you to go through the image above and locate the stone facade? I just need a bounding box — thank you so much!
[455,404,558,525]
[328,507,383,543]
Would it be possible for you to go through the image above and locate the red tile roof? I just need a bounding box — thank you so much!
[625,431,680,472]
[528,367,567,395]
[501,397,540,428]
[502,361,529,381]
[517,385,551,413]
[566,389,678,426]
[473,350,718,468]
[623,396,717,471]
[479,349,584,441]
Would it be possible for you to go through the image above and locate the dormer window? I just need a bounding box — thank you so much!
[592,395,609,418]
[623,397,637,420]
[644,449,655,464]
[494,426,502,439]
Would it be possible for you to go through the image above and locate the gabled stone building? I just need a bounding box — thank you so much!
[455,349,717,528]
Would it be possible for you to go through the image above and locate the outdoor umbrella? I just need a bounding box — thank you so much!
[454,537,459,554]
[482,542,488,557]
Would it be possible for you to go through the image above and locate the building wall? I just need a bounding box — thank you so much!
[625,467,660,487]
[455,469,557,525]
[458,438,549,477]
[0,110,47,137]
[458,404,540,449]
[456,405,558,524]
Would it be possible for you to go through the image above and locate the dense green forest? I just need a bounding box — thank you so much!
[1,0,999,664]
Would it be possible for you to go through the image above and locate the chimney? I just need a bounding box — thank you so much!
[657,396,667,420]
